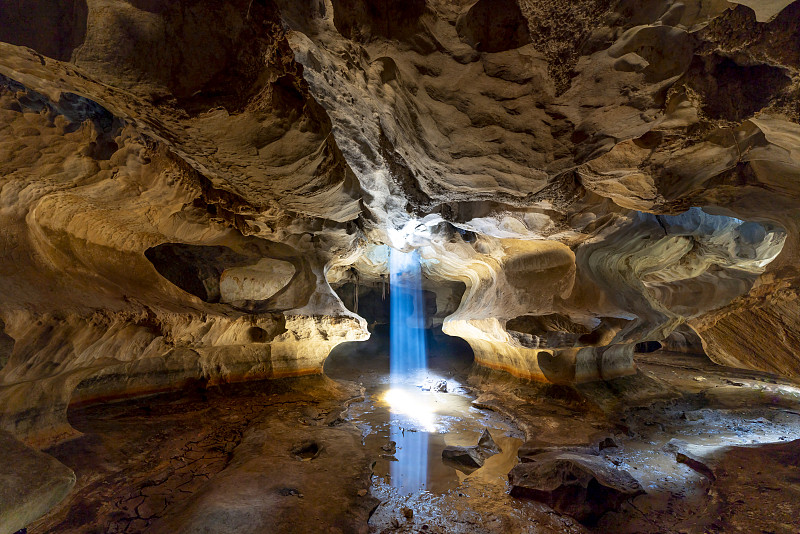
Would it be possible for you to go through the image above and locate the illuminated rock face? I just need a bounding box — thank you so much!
[0,0,800,449]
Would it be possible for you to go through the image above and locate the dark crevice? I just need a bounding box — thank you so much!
[0,318,15,372]
[145,244,249,303]
[331,0,428,43]
[635,341,663,353]
[0,0,88,61]
[455,0,531,53]
[684,54,791,121]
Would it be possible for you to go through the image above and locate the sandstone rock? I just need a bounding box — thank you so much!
[0,0,799,531]
[508,452,645,524]
[598,437,618,450]
[0,0,798,463]
[442,429,499,470]
[0,431,75,533]
[517,440,598,462]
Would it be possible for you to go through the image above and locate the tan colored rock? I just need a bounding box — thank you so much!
[0,430,75,533]
[0,0,798,450]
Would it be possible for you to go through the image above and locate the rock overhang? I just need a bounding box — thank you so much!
[0,0,798,451]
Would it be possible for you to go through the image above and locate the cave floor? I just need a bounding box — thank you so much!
[27,350,800,534]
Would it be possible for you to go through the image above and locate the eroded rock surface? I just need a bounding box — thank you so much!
[442,428,500,470]
[508,452,645,524]
[2,0,800,528]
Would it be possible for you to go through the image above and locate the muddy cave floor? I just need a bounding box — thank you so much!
[29,345,800,534]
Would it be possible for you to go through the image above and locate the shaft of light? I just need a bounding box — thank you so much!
[389,248,427,381]
[389,247,429,494]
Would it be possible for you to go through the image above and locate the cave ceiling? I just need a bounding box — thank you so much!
[1,0,800,440]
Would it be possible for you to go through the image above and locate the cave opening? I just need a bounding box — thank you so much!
[325,249,506,497]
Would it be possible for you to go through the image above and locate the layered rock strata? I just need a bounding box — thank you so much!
[0,0,798,452]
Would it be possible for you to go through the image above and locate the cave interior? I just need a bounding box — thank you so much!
[2,0,800,533]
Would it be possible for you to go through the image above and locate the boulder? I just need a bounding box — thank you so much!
[517,440,597,462]
[0,431,75,534]
[508,452,644,524]
[442,429,499,470]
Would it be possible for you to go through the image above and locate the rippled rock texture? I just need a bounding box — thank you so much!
[1,0,800,489]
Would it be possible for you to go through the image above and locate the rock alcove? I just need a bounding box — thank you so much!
[1,0,800,532]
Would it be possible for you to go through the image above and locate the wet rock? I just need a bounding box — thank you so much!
[508,452,645,524]
[324,410,347,427]
[420,379,447,392]
[442,429,499,470]
[676,452,716,481]
[518,440,597,462]
[683,410,706,421]
[599,437,618,450]
[381,441,396,454]
[665,440,717,481]
[401,506,413,519]
[442,446,483,470]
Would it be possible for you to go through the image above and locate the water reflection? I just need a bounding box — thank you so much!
[390,426,428,494]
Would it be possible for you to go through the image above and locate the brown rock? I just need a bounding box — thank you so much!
[508,452,645,524]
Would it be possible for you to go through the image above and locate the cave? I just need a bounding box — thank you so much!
[2,1,800,533]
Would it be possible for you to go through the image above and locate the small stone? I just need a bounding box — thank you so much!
[676,453,716,481]
[391,517,400,528]
[599,437,618,450]
[401,506,413,519]
[357,489,367,497]
[432,380,448,392]
[684,410,705,421]
[381,440,397,454]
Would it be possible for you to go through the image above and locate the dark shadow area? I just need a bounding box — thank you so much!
[507,313,590,349]
[685,53,791,121]
[455,0,531,53]
[635,341,662,353]
[144,243,249,302]
[144,242,313,314]
[331,0,427,42]
[291,440,321,460]
[1,74,119,134]
[324,324,474,381]
[0,0,88,61]
[334,282,437,326]
[661,324,706,356]
[0,318,14,371]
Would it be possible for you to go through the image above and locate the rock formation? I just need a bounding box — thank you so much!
[508,451,645,524]
[1,2,800,527]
